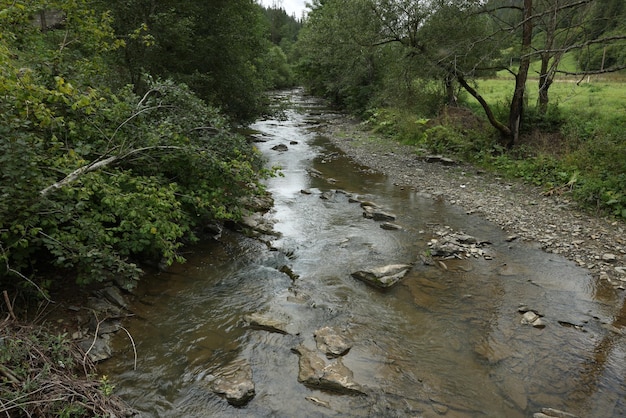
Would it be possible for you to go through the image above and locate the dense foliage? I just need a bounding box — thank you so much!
[0,0,279,294]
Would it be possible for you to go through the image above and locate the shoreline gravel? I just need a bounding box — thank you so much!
[320,116,626,289]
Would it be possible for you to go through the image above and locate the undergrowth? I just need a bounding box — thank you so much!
[0,301,129,417]
[362,105,626,219]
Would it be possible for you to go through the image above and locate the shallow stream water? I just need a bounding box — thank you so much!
[102,90,626,417]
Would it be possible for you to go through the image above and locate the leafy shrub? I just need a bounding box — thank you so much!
[1,35,268,292]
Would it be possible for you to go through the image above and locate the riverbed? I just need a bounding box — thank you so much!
[102,90,626,417]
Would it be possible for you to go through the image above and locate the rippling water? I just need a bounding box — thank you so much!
[101,90,626,417]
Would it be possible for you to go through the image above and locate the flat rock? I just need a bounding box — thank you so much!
[361,204,397,222]
[351,264,412,289]
[533,408,579,418]
[314,326,352,358]
[423,155,456,165]
[99,286,129,309]
[244,313,289,334]
[78,334,112,363]
[380,222,402,230]
[291,345,365,395]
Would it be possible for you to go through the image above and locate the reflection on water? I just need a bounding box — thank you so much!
[101,90,626,417]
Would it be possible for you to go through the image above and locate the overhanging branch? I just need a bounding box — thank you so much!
[39,145,184,198]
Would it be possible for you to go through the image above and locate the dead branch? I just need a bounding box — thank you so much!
[120,326,138,371]
[82,310,103,377]
[2,291,15,321]
[40,145,184,198]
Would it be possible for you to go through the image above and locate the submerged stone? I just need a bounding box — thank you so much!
[210,359,255,406]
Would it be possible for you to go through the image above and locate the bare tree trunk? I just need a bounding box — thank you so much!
[537,0,557,116]
[508,0,533,148]
[444,75,457,107]
[537,55,553,115]
[39,10,47,31]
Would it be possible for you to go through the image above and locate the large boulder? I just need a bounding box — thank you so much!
[351,264,412,289]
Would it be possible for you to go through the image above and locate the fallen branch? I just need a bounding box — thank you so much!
[40,145,184,198]
[0,319,132,416]
[2,291,16,321]
[82,311,103,377]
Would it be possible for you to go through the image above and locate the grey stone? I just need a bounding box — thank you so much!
[380,222,402,230]
[244,313,289,334]
[291,345,365,395]
[210,359,255,406]
[351,264,412,289]
[78,334,112,363]
[314,326,352,358]
[100,286,129,309]
[602,253,617,262]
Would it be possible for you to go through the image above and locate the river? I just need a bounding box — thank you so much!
[101,90,626,417]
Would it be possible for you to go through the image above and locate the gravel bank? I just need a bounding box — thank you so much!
[321,116,626,287]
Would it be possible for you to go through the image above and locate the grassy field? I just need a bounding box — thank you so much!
[466,77,626,122]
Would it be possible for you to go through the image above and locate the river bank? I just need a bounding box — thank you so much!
[320,115,626,286]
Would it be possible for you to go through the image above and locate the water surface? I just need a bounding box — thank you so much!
[102,90,626,417]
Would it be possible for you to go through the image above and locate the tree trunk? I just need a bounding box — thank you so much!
[537,55,553,115]
[457,75,511,138]
[537,2,557,116]
[508,0,533,148]
[444,75,457,107]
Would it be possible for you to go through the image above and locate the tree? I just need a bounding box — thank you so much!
[296,0,625,147]
[296,0,378,111]
[100,0,275,122]
[0,0,269,294]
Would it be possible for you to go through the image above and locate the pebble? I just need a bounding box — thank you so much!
[602,253,617,262]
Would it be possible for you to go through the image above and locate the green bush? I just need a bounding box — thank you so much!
[0,48,268,292]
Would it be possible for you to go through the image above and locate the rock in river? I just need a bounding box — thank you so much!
[210,359,255,406]
[291,345,365,395]
[271,143,289,152]
[244,313,290,335]
[314,326,352,358]
[351,264,412,289]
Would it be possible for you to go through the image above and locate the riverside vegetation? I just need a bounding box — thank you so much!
[0,1,298,415]
[1,0,625,416]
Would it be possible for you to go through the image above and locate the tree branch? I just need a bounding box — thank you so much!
[39,145,184,198]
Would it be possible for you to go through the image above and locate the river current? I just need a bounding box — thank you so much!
[102,90,626,417]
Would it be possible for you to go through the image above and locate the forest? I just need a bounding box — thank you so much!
[0,0,625,414]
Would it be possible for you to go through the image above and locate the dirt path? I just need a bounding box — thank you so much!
[321,116,626,288]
